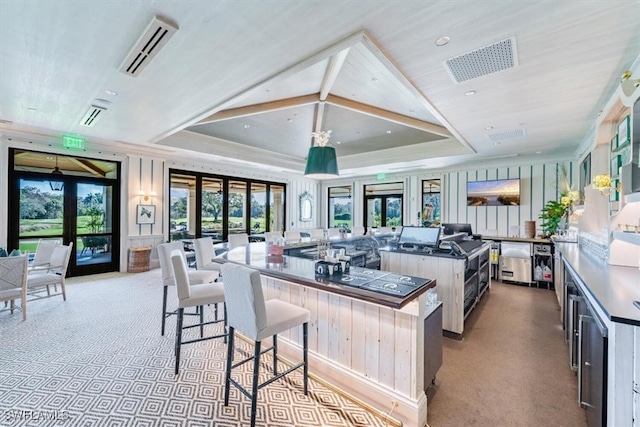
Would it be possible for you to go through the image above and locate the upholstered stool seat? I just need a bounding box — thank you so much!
[220,263,310,426]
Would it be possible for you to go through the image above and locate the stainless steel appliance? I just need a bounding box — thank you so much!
[499,242,532,284]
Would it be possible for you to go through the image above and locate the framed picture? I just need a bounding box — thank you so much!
[610,155,620,177]
[610,134,618,151]
[618,115,630,146]
[610,179,619,202]
[620,145,631,166]
[136,204,156,224]
[579,153,591,201]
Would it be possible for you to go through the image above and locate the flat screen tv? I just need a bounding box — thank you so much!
[442,223,473,236]
[398,226,441,247]
[467,178,520,206]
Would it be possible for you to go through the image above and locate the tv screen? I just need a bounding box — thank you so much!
[398,226,441,247]
[442,223,473,236]
[467,178,520,206]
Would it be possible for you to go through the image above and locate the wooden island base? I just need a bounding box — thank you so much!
[260,275,431,427]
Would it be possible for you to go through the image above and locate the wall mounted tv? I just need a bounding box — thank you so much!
[467,178,520,206]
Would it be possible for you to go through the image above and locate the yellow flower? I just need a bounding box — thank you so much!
[594,174,611,189]
[560,196,571,207]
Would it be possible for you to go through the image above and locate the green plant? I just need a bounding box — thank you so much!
[539,200,567,236]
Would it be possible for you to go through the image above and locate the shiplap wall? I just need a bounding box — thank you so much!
[288,178,320,230]
[443,161,578,237]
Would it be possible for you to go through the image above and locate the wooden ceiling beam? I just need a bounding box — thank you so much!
[69,158,106,177]
[325,94,452,137]
[196,94,320,124]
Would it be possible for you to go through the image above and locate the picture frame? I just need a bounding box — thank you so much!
[619,145,631,166]
[136,204,156,224]
[579,153,591,202]
[611,155,620,177]
[610,179,620,202]
[618,115,630,147]
[298,191,313,222]
[610,134,618,151]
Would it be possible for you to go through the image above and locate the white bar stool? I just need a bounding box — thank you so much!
[220,263,310,426]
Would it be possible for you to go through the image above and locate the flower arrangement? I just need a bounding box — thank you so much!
[539,164,579,236]
[593,174,611,189]
[311,130,332,147]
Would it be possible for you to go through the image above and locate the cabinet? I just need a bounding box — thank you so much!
[380,242,490,335]
[562,260,608,427]
[424,302,443,389]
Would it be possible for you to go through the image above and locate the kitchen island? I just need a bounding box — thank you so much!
[216,242,438,427]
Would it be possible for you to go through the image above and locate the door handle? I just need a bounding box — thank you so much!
[578,314,594,408]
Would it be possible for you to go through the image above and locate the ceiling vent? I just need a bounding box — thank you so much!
[80,105,106,127]
[488,128,526,142]
[119,15,179,77]
[445,37,518,83]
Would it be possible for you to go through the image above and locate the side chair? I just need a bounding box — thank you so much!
[26,243,73,302]
[0,256,29,320]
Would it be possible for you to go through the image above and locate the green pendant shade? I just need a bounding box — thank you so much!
[304,146,339,179]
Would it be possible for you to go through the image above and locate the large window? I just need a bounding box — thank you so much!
[328,185,352,230]
[169,170,286,243]
[422,179,441,227]
[364,182,403,229]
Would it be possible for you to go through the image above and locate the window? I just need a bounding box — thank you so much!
[169,170,286,242]
[364,182,403,229]
[328,185,352,230]
[421,179,441,226]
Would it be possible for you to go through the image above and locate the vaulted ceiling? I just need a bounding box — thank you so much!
[1,2,639,178]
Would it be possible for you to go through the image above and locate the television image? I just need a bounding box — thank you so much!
[398,226,441,247]
[467,178,520,206]
[442,223,473,236]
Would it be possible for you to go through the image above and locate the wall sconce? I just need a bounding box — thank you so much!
[621,70,640,97]
[593,174,616,196]
[138,190,157,203]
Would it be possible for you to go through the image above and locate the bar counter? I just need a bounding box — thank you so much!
[217,242,435,310]
[215,241,437,426]
[555,242,640,326]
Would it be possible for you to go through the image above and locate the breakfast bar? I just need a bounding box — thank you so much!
[216,242,438,426]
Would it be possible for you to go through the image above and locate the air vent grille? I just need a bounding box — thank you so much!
[119,15,178,77]
[488,128,526,142]
[445,37,518,83]
[80,105,106,127]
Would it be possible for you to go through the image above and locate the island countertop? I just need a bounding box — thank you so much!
[555,241,640,326]
[216,242,435,310]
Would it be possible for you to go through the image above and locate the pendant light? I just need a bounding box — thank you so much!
[304,130,339,179]
[49,156,64,191]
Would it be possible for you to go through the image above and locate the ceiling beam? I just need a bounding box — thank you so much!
[320,48,350,101]
[325,94,452,137]
[313,102,326,134]
[69,158,106,177]
[196,94,320,124]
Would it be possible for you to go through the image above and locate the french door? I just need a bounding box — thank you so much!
[8,150,121,277]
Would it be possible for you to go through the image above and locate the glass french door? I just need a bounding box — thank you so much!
[364,195,403,228]
[11,177,120,277]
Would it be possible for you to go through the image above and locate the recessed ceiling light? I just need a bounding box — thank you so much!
[27,108,37,112]
[536,151,542,154]
[409,109,415,114]
[336,141,341,144]
[287,118,293,123]
[465,90,476,96]
[493,142,501,146]
[243,124,250,129]
[485,126,494,130]
[435,36,450,46]
[371,77,378,82]
[104,90,118,96]
[386,130,391,134]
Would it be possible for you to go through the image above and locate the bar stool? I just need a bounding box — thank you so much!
[220,263,310,427]
[157,242,219,336]
[170,250,226,375]
[193,237,222,272]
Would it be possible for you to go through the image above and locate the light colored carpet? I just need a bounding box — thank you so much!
[426,281,588,427]
[0,269,397,427]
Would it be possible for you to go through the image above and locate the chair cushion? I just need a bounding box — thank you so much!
[178,282,225,308]
[255,299,311,342]
[188,269,219,285]
[27,273,62,289]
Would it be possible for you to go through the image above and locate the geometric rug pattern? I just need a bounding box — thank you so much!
[0,269,396,426]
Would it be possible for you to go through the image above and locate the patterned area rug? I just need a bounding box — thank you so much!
[0,269,397,427]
